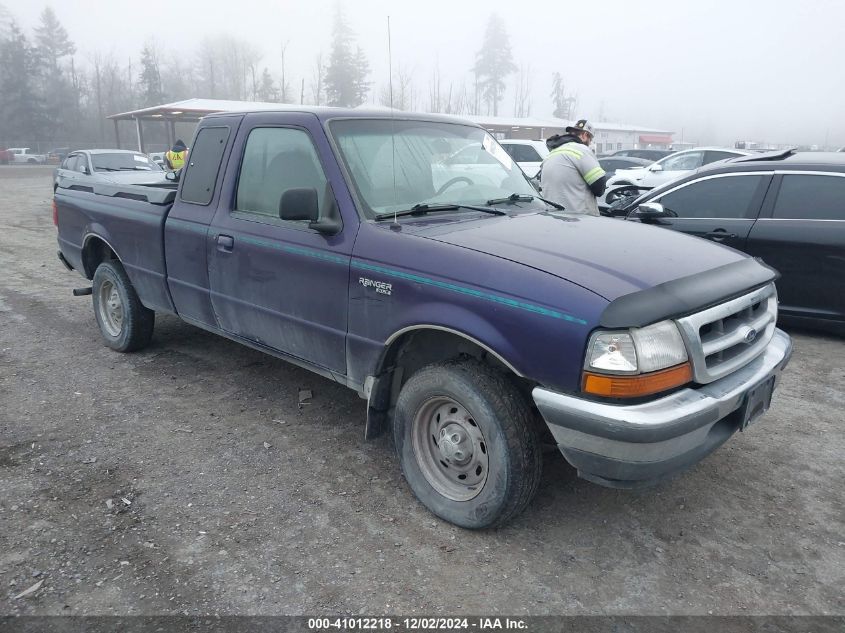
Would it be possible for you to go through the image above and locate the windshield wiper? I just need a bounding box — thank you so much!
[486,193,535,205]
[486,192,566,211]
[536,196,566,211]
[375,203,506,221]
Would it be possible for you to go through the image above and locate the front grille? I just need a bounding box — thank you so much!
[676,283,778,383]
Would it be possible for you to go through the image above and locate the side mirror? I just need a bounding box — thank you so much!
[279,187,319,222]
[629,202,674,223]
[280,185,342,235]
[165,170,180,182]
[81,166,90,175]
[649,163,664,172]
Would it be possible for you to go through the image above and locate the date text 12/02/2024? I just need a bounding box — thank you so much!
[307,617,528,630]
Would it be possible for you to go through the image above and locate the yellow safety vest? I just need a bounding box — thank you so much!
[166,150,186,170]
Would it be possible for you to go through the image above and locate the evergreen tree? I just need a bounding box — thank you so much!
[0,22,42,143]
[324,4,370,107]
[33,6,77,141]
[34,6,75,74]
[257,67,278,102]
[0,2,14,40]
[472,14,516,116]
[551,72,576,120]
[138,44,164,106]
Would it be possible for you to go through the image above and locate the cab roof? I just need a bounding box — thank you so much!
[202,106,478,127]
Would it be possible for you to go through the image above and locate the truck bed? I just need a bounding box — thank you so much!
[55,182,178,314]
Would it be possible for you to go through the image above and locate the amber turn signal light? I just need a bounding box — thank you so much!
[582,362,693,398]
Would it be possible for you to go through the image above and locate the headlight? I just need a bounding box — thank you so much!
[583,320,691,398]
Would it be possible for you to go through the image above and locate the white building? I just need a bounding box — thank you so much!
[463,115,675,154]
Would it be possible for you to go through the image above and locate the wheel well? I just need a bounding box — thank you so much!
[364,328,538,439]
[81,237,118,279]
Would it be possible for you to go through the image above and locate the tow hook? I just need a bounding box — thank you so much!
[73,287,93,297]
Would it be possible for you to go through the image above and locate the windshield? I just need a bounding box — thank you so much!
[329,119,539,218]
[91,152,161,172]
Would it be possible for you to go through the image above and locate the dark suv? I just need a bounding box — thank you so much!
[611,150,845,330]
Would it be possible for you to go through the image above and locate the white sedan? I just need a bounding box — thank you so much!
[498,139,549,178]
[607,147,751,190]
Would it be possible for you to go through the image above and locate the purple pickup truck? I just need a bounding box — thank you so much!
[54,108,793,528]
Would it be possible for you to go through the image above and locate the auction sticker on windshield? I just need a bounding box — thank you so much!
[482,133,514,170]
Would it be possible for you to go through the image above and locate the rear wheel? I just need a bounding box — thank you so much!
[92,260,154,352]
[393,360,542,529]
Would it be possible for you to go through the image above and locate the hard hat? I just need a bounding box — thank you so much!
[566,119,595,138]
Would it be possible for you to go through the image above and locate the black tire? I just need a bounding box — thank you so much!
[393,360,542,529]
[92,260,154,352]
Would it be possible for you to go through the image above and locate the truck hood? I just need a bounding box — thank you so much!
[412,212,747,301]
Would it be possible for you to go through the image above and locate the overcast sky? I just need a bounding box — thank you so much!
[9,0,845,146]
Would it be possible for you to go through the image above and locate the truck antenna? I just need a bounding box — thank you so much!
[388,15,398,225]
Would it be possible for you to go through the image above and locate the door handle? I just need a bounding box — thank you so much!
[705,230,737,241]
[216,234,234,252]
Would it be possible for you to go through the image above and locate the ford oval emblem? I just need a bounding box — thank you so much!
[744,328,758,344]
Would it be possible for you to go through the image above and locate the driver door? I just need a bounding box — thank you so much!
[207,114,355,373]
[647,173,770,251]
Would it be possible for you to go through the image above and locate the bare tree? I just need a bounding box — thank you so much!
[379,64,416,111]
[428,62,442,113]
[310,51,325,105]
[512,63,531,118]
[279,40,290,102]
[194,35,261,101]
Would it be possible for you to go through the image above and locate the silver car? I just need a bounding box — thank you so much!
[54,149,166,191]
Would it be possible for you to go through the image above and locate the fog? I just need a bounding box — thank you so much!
[8,0,845,147]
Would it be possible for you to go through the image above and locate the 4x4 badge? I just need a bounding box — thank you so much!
[359,277,392,296]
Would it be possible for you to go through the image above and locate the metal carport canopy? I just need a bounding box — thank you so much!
[107,98,305,152]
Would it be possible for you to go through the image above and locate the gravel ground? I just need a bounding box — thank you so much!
[0,166,843,616]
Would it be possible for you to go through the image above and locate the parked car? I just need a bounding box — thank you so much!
[598,156,653,179]
[499,139,549,178]
[7,147,47,164]
[610,150,845,330]
[54,149,165,191]
[607,148,675,161]
[54,108,792,528]
[599,147,753,211]
[608,147,751,189]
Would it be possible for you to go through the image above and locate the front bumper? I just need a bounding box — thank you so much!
[532,328,793,488]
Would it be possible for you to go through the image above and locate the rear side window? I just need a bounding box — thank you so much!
[657,175,766,219]
[180,126,230,205]
[773,175,845,220]
[704,150,741,165]
[660,151,704,171]
[235,127,328,218]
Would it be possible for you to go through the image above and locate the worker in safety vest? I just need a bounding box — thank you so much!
[540,119,607,216]
[165,139,188,171]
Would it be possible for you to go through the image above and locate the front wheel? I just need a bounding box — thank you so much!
[393,360,542,529]
[92,260,154,352]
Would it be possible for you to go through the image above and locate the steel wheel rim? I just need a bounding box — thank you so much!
[411,396,489,501]
[98,279,124,337]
